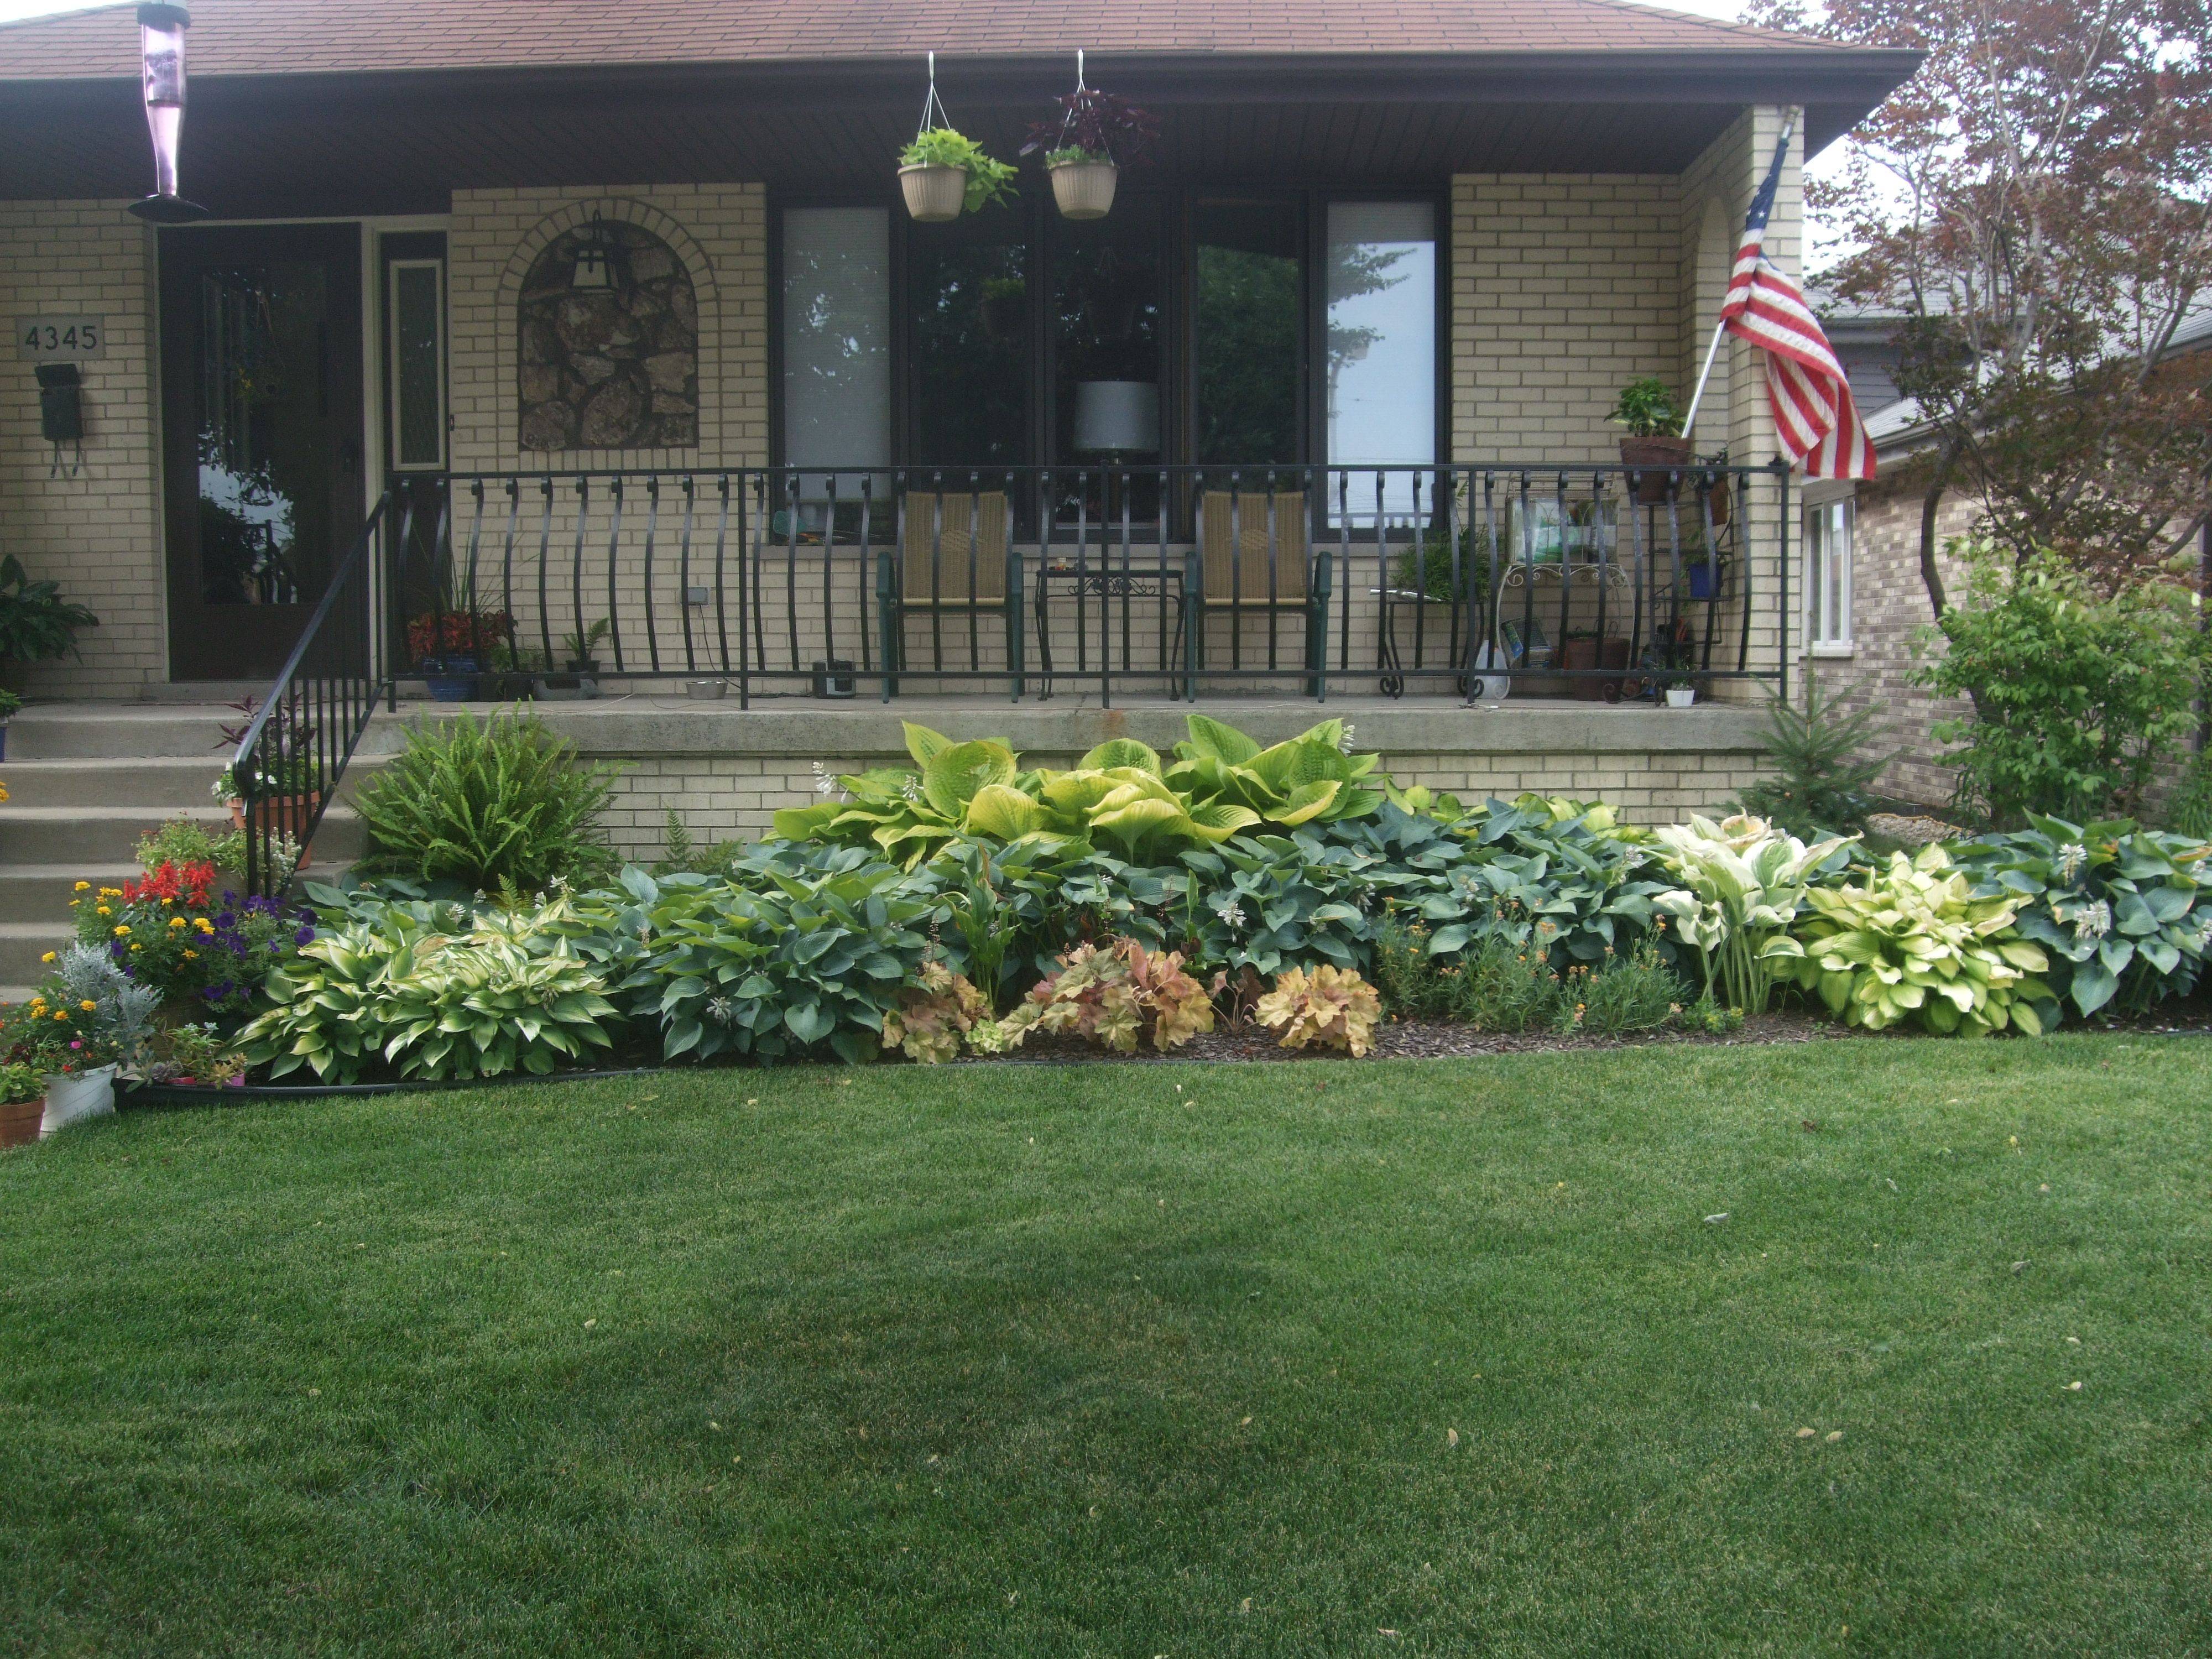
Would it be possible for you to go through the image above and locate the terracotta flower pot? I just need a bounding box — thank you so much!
[226,794,319,870]
[900,163,967,223]
[1620,435,1693,504]
[0,1097,42,1149]
[1047,158,1118,220]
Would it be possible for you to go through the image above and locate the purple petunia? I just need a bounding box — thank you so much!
[294,925,316,946]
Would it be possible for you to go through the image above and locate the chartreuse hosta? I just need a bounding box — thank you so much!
[1790,846,2057,1036]
[774,714,1385,865]
[1650,813,1855,1013]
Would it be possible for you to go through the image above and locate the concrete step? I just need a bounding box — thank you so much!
[0,922,72,988]
[7,705,240,760]
[0,804,366,867]
[0,754,384,811]
[0,863,139,921]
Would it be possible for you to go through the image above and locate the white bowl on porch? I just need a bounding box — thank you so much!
[900,163,967,222]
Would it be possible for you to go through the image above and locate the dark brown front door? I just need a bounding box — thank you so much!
[160,223,363,681]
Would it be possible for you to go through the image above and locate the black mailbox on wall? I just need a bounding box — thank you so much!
[36,362,82,444]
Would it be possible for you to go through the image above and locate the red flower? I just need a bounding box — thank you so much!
[122,859,219,910]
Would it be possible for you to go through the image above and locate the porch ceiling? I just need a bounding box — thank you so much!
[0,51,1918,215]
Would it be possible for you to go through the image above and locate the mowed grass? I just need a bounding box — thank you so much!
[3,1040,2210,1657]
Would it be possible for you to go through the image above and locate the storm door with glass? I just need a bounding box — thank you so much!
[160,223,364,680]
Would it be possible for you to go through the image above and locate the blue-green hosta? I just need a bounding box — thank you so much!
[240,900,618,1082]
[773,714,1384,865]
[1789,846,2057,1036]
[1952,816,2212,1019]
[1650,813,1856,1013]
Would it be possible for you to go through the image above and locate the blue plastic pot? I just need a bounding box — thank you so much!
[422,654,480,702]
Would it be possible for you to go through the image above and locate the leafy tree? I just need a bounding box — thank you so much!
[1747,0,2212,609]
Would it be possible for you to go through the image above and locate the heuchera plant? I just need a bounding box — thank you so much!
[1255,964,1381,1056]
[1001,937,1217,1054]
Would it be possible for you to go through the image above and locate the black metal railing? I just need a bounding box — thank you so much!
[231,490,395,896]
[400,460,1786,708]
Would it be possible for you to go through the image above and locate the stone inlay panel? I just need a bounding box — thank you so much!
[518,222,698,450]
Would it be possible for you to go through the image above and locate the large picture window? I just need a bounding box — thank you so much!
[775,189,1441,487]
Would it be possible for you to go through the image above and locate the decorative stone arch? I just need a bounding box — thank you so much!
[501,197,717,453]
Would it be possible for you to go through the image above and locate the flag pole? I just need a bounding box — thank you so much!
[1680,113,1796,445]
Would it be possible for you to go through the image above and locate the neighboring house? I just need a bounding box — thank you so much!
[0,0,1920,848]
[1809,296,2211,809]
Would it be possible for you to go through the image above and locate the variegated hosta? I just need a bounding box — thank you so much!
[1790,846,2057,1036]
[999,937,1219,1055]
[772,714,1385,865]
[1650,813,1855,1013]
[1254,964,1383,1057]
[240,898,618,1083]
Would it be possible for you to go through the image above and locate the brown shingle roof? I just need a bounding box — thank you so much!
[0,0,1855,81]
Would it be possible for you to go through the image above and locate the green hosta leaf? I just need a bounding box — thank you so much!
[963,782,1049,839]
[922,740,1018,819]
[902,722,956,768]
[1079,738,1161,774]
[1179,713,1262,765]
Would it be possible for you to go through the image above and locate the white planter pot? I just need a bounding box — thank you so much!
[40,1065,117,1137]
[899,163,967,223]
[1047,158,1118,220]
[1666,687,1696,708]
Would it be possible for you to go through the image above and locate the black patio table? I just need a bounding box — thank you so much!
[1032,554,1192,698]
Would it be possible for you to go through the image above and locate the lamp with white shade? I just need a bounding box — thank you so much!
[1073,380,1160,456]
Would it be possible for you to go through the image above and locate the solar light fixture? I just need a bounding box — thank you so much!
[128,3,209,222]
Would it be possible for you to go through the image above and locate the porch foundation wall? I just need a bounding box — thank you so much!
[0,200,165,699]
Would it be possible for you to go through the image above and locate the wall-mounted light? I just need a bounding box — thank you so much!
[127,3,208,223]
[570,216,622,291]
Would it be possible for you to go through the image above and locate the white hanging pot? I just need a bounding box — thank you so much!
[41,1065,117,1137]
[900,163,967,223]
[1048,157,1118,220]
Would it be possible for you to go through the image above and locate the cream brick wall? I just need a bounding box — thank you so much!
[593,741,1767,859]
[448,185,768,472]
[0,201,165,698]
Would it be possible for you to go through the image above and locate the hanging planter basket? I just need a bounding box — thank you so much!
[900,163,968,223]
[1047,158,1118,221]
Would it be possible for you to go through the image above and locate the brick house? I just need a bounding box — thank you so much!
[0,0,1919,901]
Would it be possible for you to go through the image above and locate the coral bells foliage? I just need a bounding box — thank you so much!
[1255,966,1382,1057]
[880,961,998,1064]
[71,864,304,1023]
[1001,937,1219,1055]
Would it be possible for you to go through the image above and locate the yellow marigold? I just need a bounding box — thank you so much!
[195,918,215,934]
[79,999,96,1012]
[40,951,55,964]
[182,949,198,960]
[95,905,111,917]
[74,881,91,892]
[169,916,187,929]
[113,925,130,936]
[53,1011,68,1021]
[98,887,121,898]
[129,943,142,952]
[68,899,80,907]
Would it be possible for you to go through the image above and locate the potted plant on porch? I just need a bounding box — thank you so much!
[0,553,98,716]
[899,126,1018,222]
[1021,61,1159,222]
[0,688,18,762]
[215,695,326,867]
[1610,377,1692,504]
[408,608,512,702]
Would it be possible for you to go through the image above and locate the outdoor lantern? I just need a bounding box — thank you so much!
[1074,381,1160,454]
[127,3,208,223]
[570,216,620,291]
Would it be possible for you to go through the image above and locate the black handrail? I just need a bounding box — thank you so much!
[232,491,393,896]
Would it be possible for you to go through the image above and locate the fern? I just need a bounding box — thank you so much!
[354,711,620,893]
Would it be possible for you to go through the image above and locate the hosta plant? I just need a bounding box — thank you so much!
[1789,846,2056,1036]
[1650,813,1855,1012]
[1254,964,1381,1056]
[1000,937,1218,1054]
[239,900,618,1082]
[881,961,1000,1063]
[1951,816,2212,1018]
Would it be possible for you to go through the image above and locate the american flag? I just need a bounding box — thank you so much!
[1719,123,1877,480]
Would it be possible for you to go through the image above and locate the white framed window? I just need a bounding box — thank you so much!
[1804,496,1853,650]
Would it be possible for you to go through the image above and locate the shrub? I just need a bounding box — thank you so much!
[1559,944,1692,1036]
[1735,669,1890,838]
[1952,815,2212,1019]
[239,900,618,1083]
[881,962,998,1063]
[71,864,304,1025]
[1000,937,1218,1055]
[1651,813,1855,1013]
[1789,846,2056,1036]
[1914,544,2210,826]
[1255,965,1381,1056]
[354,711,620,893]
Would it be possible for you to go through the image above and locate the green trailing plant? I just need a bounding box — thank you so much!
[1650,813,1856,1013]
[0,1060,39,1105]
[1735,670,1890,838]
[1789,846,2056,1036]
[354,711,620,893]
[1608,377,1687,439]
[0,552,98,665]
[1914,544,2210,826]
[1000,937,1218,1055]
[899,128,1018,212]
[239,900,618,1083]
[1254,964,1381,1056]
[1951,815,2212,1019]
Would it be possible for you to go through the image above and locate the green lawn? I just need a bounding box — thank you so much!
[3,1041,2210,1657]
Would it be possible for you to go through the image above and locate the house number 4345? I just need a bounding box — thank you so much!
[18,317,106,360]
